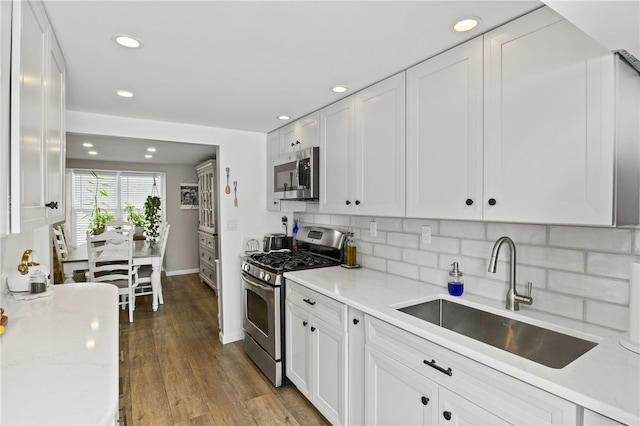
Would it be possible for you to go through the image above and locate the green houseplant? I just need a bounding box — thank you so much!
[124,204,145,237]
[144,195,161,243]
[87,171,114,235]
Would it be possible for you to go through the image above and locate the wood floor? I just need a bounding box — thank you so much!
[119,273,330,426]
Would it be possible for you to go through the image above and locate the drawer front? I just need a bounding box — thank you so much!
[287,280,346,332]
[200,247,215,266]
[365,315,577,425]
[200,263,215,285]
[198,231,208,247]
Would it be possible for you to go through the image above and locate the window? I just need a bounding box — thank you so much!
[68,169,165,247]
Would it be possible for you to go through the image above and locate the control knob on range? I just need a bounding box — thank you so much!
[264,274,271,282]
[242,263,250,272]
[259,271,265,280]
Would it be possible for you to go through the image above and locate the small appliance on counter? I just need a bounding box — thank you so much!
[263,233,292,252]
[7,250,51,295]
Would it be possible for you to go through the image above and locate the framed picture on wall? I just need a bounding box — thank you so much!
[180,183,199,210]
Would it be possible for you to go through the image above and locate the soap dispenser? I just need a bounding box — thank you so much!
[448,262,464,296]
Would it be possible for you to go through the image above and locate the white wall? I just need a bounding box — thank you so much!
[64,111,283,343]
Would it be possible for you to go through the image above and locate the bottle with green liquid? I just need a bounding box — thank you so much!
[346,232,357,267]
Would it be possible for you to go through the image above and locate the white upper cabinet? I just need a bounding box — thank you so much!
[483,7,618,225]
[406,36,483,220]
[279,111,319,155]
[320,72,406,216]
[10,0,66,232]
[0,1,11,238]
[266,130,281,211]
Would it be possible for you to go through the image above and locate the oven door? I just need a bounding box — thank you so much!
[242,272,281,360]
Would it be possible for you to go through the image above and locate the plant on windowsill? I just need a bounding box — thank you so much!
[87,171,114,236]
[144,195,161,244]
[124,204,145,238]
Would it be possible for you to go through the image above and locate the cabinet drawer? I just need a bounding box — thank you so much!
[287,280,347,332]
[199,247,215,266]
[365,315,578,425]
[198,232,216,250]
[200,263,215,285]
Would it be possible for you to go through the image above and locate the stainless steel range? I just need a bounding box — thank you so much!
[241,226,345,387]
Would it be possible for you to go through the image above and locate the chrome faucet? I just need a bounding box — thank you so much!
[488,236,533,311]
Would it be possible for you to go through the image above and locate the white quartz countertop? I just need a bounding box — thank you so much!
[284,266,640,425]
[1,283,119,425]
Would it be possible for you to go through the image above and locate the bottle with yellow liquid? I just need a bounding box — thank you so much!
[346,232,357,267]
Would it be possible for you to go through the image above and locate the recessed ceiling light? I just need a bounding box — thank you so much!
[82,142,94,148]
[331,86,348,93]
[88,151,98,156]
[454,17,481,32]
[114,35,142,49]
[144,154,153,159]
[116,90,135,98]
[147,147,156,152]
[278,115,290,120]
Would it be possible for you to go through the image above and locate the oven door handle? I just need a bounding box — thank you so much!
[242,273,275,293]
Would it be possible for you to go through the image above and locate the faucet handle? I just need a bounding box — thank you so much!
[526,282,533,298]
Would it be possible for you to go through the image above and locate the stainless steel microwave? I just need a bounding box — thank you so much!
[273,146,319,200]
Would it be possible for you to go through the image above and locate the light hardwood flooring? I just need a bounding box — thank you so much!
[119,273,330,426]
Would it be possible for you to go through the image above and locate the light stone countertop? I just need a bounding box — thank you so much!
[1,283,119,425]
[284,266,640,425]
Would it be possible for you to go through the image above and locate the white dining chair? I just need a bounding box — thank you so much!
[52,225,69,262]
[105,220,134,235]
[135,223,170,305]
[86,230,138,322]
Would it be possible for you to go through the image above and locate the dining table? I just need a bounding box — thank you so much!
[61,240,164,311]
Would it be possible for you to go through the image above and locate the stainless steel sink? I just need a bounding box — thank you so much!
[398,298,598,369]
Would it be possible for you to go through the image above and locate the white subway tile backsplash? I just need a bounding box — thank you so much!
[330,215,350,227]
[420,236,459,254]
[548,271,629,304]
[460,240,495,259]
[388,261,420,280]
[373,244,402,261]
[439,255,485,278]
[295,213,635,330]
[550,226,633,253]
[587,253,638,280]
[374,217,404,232]
[388,232,419,248]
[525,289,584,321]
[585,300,629,331]
[518,246,585,272]
[440,220,485,240]
[403,249,438,268]
[361,254,386,272]
[487,223,547,245]
[403,219,439,235]
[419,267,449,286]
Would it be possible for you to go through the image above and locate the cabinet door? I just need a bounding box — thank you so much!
[484,7,614,225]
[280,121,297,154]
[266,130,281,211]
[354,72,406,217]
[407,36,483,220]
[285,301,312,398]
[438,387,510,426]
[45,29,65,223]
[365,346,437,426]
[10,0,48,232]
[0,0,11,237]
[297,112,319,150]
[319,96,354,214]
[312,316,347,426]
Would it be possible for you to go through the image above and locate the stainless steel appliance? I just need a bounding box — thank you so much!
[273,146,319,200]
[263,233,292,252]
[241,226,345,387]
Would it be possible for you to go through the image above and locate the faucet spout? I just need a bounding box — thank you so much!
[487,236,533,311]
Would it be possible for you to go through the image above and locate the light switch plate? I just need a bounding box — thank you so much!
[370,221,377,237]
[421,225,432,244]
[227,219,238,231]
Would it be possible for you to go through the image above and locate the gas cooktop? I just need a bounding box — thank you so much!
[246,250,339,273]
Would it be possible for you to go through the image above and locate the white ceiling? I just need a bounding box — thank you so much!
[46,1,543,164]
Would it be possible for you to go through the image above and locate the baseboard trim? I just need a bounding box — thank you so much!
[219,330,244,345]
[166,268,199,276]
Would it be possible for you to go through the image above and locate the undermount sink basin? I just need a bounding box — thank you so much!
[398,298,598,369]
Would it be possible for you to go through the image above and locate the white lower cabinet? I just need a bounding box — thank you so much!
[365,315,579,425]
[285,280,348,425]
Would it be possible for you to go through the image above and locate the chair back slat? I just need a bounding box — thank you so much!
[52,226,68,261]
[86,231,133,284]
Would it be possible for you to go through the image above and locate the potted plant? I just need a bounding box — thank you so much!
[124,204,145,237]
[144,195,161,243]
[87,171,114,235]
